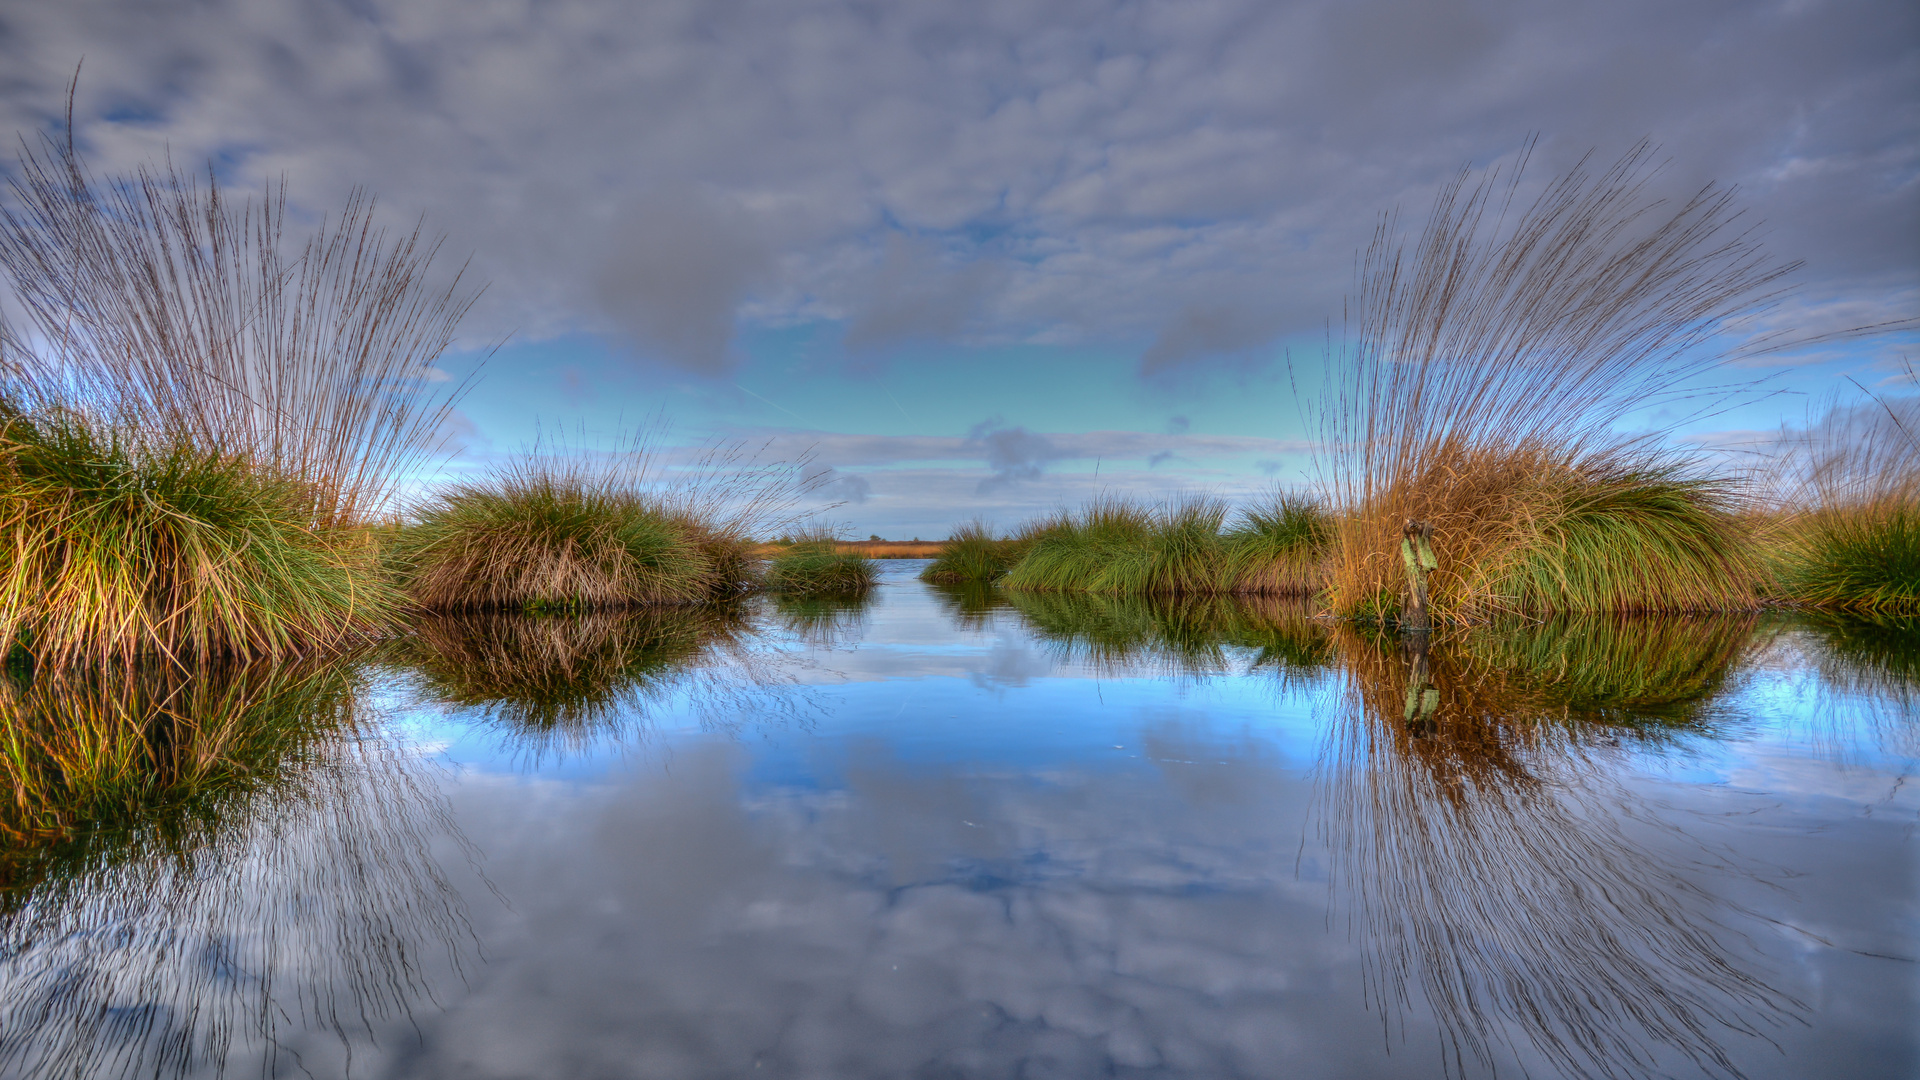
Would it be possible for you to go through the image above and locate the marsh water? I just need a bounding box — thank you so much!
[0,561,1913,1079]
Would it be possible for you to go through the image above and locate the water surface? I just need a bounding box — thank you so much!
[2,561,1913,1079]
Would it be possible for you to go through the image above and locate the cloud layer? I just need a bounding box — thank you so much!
[1,0,1911,373]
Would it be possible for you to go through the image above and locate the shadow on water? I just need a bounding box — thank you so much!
[391,605,818,764]
[1319,615,1802,1080]
[1002,590,1336,680]
[0,659,475,1080]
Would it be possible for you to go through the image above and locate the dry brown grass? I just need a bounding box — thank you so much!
[1319,141,1793,621]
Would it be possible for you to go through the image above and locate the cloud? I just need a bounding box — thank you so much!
[1,0,1908,365]
[594,187,773,372]
[966,417,1068,493]
[1146,449,1176,468]
[842,233,1005,355]
[1139,303,1288,375]
[815,468,872,504]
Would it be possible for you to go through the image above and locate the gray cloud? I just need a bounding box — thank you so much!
[0,0,1908,373]
[966,418,1070,492]
[843,233,1005,356]
[595,188,773,372]
[816,468,873,504]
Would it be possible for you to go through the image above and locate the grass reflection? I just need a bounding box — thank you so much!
[1004,590,1334,679]
[0,660,473,1080]
[1320,621,1796,1079]
[393,606,807,761]
[770,591,873,648]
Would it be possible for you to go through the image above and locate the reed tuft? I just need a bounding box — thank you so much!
[1319,141,1792,621]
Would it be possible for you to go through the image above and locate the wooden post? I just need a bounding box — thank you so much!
[1399,519,1436,633]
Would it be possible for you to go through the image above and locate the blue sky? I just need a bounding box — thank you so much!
[1,0,1914,536]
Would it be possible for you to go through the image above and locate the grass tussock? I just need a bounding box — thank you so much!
[997,494,1331,597]
[765,535,879,596]
[0,113,473,662]
[920,520,1026,584]
[0,407,394,666]
[391,434,811,611]
[1320,626,1795,1078]
[1320,141,1792,622]
[1769,376,1920,614]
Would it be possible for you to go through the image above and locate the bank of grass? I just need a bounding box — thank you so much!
[1005,590,1331,677]
[994,494,1330,597]
[0,407,394,667]
[391,473,751,611]
[765,536,879,596]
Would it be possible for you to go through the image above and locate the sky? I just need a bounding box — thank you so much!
[0,0,1915,536]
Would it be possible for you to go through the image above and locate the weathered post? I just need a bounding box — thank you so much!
[1399,519,1437,633]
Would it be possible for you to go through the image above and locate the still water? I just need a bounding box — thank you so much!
[1,561,1913,1079]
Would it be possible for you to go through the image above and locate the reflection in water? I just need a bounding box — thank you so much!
[395,607,811,762]
[925,581,1007,631]
[1770,612,1920,763]
[0,661,474,1080]
[770,591,874,648]
[1003,590,1334,679]
[1319,618,1798,1079]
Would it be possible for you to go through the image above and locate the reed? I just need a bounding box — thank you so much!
[0,659,472,1079]
[764,534,879,596]
[1318,625,1795,1078]
[0,657,359,860]
[1319,141,1792,621]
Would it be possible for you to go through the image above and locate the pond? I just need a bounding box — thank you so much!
[0,561,1913,1079]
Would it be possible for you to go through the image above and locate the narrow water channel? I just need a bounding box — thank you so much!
[2,561,1913,1079]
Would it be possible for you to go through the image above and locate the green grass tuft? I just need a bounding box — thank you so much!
[921,521,1024,584]
[389,467,753,611]
[1776,502,1920,615]
[765,539,879,596]
[0,408,393,666]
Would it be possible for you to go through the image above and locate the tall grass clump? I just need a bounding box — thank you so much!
[920,520,1024,584]
[1001,496,1222,595]
[1221,492,1332,596]
[390,434,812,610]
[0,115,475,663]
[1319,140,1792,622]
[765,531,879,596]
[998,494,1328,597]
[0,407,392,666]
[1770,377,1920,613]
